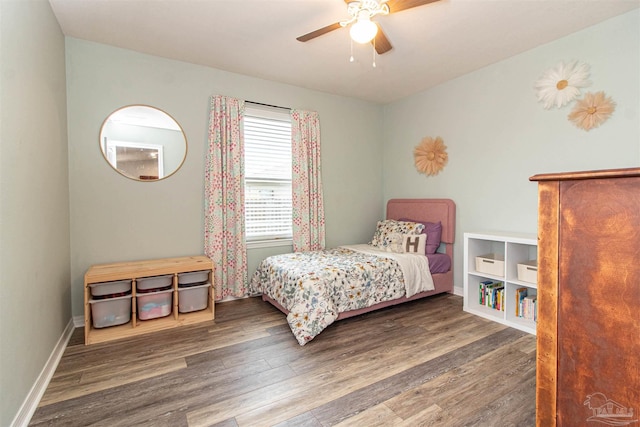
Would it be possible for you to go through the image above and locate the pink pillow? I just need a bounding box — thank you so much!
[399,219,442,254]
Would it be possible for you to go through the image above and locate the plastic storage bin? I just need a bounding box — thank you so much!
[475,253,505,276]
[89,295,132,328]
[137,274,173,291]
[137,288,173,320]
[178,283,210,313]
[517,260,538,283]
[178,270,210,285]
[89,279,132,297]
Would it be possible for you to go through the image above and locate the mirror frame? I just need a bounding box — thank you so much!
[99,104,188,182]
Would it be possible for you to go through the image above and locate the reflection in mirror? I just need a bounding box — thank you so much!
[99,105,187,181]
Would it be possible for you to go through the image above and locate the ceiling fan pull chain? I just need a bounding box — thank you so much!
[350,38,355,63]
[372,38,377,68]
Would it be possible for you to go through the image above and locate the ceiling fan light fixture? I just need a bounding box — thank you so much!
[299,0,440,55]
[350,15,378,44]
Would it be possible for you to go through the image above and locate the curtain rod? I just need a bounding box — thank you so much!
[246,100,291,111]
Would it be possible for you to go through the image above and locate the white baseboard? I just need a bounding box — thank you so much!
[11,318,75,427]
[453,285,463,297]
[73,315,84,328]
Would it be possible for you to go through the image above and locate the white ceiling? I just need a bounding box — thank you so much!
[48,0,640,104]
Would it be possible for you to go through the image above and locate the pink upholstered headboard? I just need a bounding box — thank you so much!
[386,198,456,245]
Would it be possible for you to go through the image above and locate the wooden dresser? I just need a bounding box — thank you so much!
[530,168,640,426]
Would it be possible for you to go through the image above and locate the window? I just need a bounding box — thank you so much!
[244,103,292,247]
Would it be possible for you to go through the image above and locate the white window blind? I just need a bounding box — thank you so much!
[244,104,292,243]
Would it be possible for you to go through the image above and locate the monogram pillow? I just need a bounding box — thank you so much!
[398,218,443,254]
[402,233,427,254]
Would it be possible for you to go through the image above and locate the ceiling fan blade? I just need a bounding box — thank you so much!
[373,24,392,54]
[386,0,441,13]
[296,22,342,42]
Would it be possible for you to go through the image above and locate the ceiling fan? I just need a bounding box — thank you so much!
[296,0,442,55]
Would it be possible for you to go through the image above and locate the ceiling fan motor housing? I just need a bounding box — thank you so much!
[344,1,390,25]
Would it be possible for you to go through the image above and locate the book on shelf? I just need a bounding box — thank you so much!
[515,287,528,317]
[479,280,493,305]
[522,295,537,321]
[478,280,504,311]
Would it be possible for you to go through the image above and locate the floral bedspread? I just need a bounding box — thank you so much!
[249,245,433,345]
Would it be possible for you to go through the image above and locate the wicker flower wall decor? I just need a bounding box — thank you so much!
[567,91,616,131]
[534,60,591,109]
[414,136,448,176]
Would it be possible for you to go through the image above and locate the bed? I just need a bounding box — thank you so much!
[249,198,456,345]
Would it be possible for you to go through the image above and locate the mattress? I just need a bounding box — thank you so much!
[250,245,437,345]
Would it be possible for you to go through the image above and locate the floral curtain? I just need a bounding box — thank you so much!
[291,109,326,252]
[204,95,248,299]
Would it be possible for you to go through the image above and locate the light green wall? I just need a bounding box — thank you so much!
[0,1,70,425]
[66,38,385,316]
[382,10,640,291]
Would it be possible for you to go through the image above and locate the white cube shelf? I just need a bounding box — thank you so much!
[463,231,538,335]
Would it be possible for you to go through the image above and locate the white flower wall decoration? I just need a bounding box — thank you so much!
[534,60,591,109]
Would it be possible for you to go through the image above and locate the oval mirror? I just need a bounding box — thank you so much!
[99,105,187,181]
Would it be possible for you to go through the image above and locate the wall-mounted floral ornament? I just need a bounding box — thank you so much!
[534,60,591,109]
[567,91,616,131]
[414,136,448,176]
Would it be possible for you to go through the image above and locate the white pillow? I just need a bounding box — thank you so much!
[383,232,404,253]
[402,233,427,254]
[369,220,425,249]
[384,233,427,254]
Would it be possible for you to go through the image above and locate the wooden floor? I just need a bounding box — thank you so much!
[30,294,536,427]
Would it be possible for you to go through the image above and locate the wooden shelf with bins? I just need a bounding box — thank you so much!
[463,232,538,335]
[84,255,215,345]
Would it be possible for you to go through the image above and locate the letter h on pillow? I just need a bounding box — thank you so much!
[402,234,427,254]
